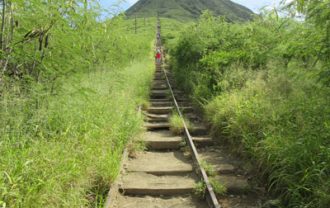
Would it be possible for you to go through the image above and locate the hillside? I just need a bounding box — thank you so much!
[126,0,254,21]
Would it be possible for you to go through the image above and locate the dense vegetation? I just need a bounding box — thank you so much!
[0,1,154,207]
[168,2,330,207]
[126,0,253,21]
[1,0,329,207]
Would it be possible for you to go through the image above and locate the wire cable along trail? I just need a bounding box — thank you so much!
[107,19,266,208]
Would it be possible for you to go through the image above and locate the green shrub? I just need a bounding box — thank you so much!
[209,178,227,195]
[194,181,206,197]
[200,160,216,176]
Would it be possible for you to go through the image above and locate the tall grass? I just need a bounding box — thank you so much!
[169,113,193,135]
[0,56,154,207]
[206,66,330,207]
[168,11,330,207]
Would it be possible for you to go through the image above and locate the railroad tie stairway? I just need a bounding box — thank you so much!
[107,21,266,208]
[108,59,211,207]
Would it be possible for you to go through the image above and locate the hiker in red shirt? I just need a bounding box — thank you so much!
[155,49,161,64]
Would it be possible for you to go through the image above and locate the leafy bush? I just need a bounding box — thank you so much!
[0,1,152,84]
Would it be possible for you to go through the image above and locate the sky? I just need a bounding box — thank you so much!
[231,0,280,12]
[99,0,283,13]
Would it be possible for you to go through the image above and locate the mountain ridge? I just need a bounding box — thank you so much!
[126,0,254,21]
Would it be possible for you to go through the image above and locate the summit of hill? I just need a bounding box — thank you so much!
[126,0,254,21]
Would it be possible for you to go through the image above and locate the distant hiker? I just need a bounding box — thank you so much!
[155,49,161,64]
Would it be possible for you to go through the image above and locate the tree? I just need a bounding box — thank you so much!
[292,0,330,84]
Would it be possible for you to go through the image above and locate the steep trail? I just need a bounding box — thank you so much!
[106,21,267,208]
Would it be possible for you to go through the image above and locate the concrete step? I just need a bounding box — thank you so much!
[143,112,170,121]
[125,151,193,175]
[147,106,173,114]
[111,195,209,208]
[152,85,168,91]
[144,131,182,150]
[149,89,184,97]
[147,106,193,114]
[153,80,166,84]
[173,90,184,95]
[145,118,168,123]
[190,125,208,136]
[143,131,213,150]
[150,98,172,103]
[151,81,168,85]
[144,116,169,123]
[154,72,164,75]
[150,101,173,107]
[175,97,189,102]
[145,122,170,130]
[150,89,169,95]
[199,150,237,175]
[192,136,214,147]
[120,173,197,195]
[150,95,168,99]
[150,102,191,108]
[153,77,166,81]
[154,73,164,77]
[150,90,169,99]
[154,76,165,81]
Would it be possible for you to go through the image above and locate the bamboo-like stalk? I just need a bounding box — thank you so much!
[9,1,13,43]
[1,0,6,50]
[1,1,15,75]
